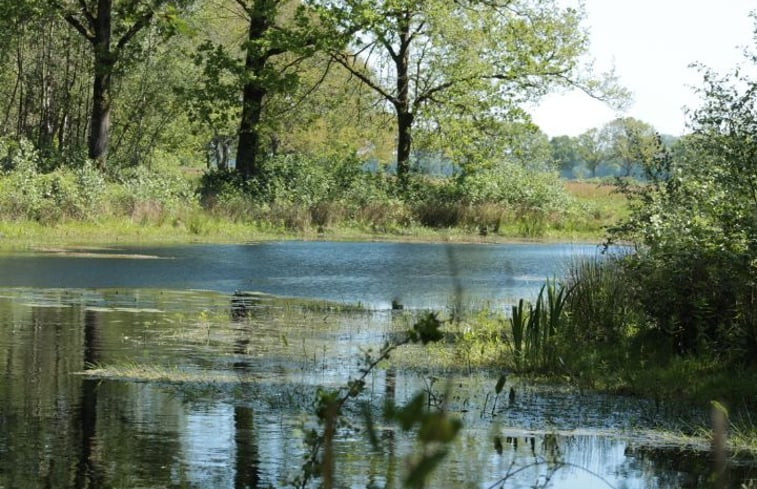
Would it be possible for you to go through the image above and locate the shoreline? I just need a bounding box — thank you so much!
[0,219,608,250]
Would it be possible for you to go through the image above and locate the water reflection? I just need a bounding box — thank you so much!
[75,310,103,489]
[231,295,261,489]
[0,288,753,489]
[0,242,608,308]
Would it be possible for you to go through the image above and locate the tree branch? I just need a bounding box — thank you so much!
[115,10,155,55]
[77,0,96,28]
[331,52,397,105]
[63,13,96,42]
[233,0,251,16]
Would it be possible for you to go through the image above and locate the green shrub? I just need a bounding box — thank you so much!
[607,61,757,358]
[110,164,197,220]
[0,139,105,222]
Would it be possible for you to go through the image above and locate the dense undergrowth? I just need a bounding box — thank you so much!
[445,49,757,420]
[0,138,622,244]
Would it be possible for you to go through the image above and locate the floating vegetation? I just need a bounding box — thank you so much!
[77,363,258,384]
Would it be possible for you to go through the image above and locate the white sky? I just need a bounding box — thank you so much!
[530,0,756,137]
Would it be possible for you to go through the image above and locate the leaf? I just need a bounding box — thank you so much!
[404,449,449,489]
[418,413,462,444]
[495,373,507,394]
[410,312,443,345]
[387,392,426,431]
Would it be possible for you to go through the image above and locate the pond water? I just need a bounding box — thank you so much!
[0,241,606,308]
[0,242,753,489]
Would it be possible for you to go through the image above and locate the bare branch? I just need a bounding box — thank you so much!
[331,52,397,105]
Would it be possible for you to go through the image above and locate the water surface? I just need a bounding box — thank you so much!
[0,242,752,488]
[0,241,605,308]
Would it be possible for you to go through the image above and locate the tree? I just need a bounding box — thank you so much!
[53,0,183,169]
[314,0,626,185]
[603,117,659,177]
[190,0,343,180]
[550,135,581,177]
[0,0,94,160]
[575,127,607,178]
[235,0,294,180]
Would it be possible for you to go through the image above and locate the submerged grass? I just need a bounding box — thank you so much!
[47,284,757,468]
[79,362,256,384]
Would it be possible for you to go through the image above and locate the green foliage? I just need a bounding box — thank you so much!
[315,0,626,183]
[455,164,573,236]
[550,135,583,177]
[563,258,639,345]
[505,279,571,372]
[111,163,197,218]
[0,138,106,222]
[603,117,661,177]
[608,46,757,358]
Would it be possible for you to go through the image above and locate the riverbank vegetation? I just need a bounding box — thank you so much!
[0,141,629,245]
[0,0,640,246]
[0,0,755,484]
[445,34,757,431]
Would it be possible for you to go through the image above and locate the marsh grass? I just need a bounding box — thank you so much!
[501,280,570,372]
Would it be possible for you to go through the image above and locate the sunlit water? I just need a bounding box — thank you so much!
[0,242,754,488]
[0,241,608,308]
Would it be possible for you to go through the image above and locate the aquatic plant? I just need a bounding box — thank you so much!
[506,279,571,372]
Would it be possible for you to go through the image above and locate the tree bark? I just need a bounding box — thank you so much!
[394,10,412,185]
[236,84,265,180]
[396,110,413,182]
[89,61,112,169]
[88,0,114,169]
[235,0,273,181]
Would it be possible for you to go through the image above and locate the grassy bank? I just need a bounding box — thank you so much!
[0,169,624,249]
[0,213,613,248]
[0,143,630,247]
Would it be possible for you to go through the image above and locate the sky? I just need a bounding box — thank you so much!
[530,0,756,137]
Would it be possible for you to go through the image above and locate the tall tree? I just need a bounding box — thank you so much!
[192,0,338,180]
[603,117,659,177]
[53,0,181,169]
[550,135,581,177]
[314,0,627,185]
[0,1,93,159]
[576,127,607,178]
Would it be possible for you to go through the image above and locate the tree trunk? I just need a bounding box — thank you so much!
[235,1,272,181]
[394,10,412,185]
[88,0,113,170]
[89,63,112,169]
[235,86,265,179]
[396,110,413,182]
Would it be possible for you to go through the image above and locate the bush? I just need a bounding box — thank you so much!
[110,164,197,221]
[608,52,757,359]
[0,138,106,222]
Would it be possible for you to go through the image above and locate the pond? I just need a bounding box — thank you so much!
[0,241,606,308]
[0,242,753,489]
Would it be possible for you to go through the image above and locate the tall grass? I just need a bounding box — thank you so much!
[564,258,638,344]
[506,279,570,371]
